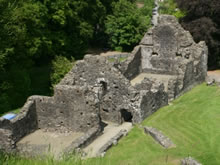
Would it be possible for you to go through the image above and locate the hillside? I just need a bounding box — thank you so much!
[1,83,220,164]
[87,84,220,165]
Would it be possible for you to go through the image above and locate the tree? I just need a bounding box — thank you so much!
[175,0,220,68]
[50,56,74,87]
[105,0,151,51]
[0,0,119,114]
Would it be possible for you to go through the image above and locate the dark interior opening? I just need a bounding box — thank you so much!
[100,81,107,91]
[121,109,133,122]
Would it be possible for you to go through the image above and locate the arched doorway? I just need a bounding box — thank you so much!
[121,109,133,123]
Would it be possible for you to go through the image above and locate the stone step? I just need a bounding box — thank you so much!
[83,122,132,158]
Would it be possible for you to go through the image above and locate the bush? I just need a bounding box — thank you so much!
[159,0,186,19]
[50,56,75,87]
[176,0,220,69]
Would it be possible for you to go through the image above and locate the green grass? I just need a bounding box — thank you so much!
[91,84,220,165]
[1,84,220,164]
[108,57,128,63]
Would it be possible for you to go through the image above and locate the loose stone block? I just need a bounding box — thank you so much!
[144,126,175,149]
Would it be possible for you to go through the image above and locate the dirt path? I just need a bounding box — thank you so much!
[136,2,144,8]
[83,122,132,158]
[17,130,83,158]
[207,70,220,83]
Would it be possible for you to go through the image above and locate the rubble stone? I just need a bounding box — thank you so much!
[181,157,202,165]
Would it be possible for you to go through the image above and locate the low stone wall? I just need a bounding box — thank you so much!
[64,127,101,154]
[0,100,37,152]
[144,126,175,149]
[105,53,130,60]
[97,129,128,157]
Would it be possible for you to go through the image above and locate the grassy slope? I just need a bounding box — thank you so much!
[1,84,220,165]
[87,84,220,165]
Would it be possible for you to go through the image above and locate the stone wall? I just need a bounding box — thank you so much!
[123,47,142,80]
[59,54,169,124]
[0,84,102,152]
[64,127,101,155]
[140,83,168,120]
[0,101,37,152]
[59,55,136,124]
[119,15,208,101]
[29,85,101,133]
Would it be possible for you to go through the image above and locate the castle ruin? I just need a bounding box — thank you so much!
[0,15,208,157]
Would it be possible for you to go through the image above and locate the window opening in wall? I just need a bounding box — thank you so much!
[121,109,133,122]
[100,81,107,91]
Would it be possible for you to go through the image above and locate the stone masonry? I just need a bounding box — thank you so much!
[0,15,208,156]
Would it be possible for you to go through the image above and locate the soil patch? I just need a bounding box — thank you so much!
[17,130,83,157]
[83,122,132,158]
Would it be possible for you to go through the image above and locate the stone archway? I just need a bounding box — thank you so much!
[120,109,133,123]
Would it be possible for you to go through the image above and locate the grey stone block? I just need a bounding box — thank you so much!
[144,126,175,149]
[181,157,202,165]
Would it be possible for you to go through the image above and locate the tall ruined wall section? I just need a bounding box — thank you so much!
[28,85,101,133]
[117,15,208,100]
[59,55,134,124]
[119,15,208,78]
[59,55,168,124]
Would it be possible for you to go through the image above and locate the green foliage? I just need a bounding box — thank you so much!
[176,0,220,69]
[50,56,75,87]
[0,151,84,165]
[159,0,186,19]
[0,0,154,114]
[0,65,31,115]
[0,0,118,114]
[105,0,153,51]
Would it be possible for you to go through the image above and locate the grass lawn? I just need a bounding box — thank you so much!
[1,84,220,165]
